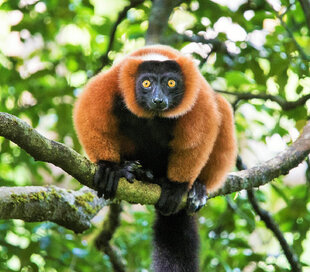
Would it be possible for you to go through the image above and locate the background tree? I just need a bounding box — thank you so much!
[0,0,309,271]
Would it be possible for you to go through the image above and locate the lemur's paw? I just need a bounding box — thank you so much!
[155,180,188,216]
[94,160,139,199]
[187,180,207,214]
[123,160,154,182]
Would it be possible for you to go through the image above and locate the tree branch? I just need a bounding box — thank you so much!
[166,33,229,55]
[268,2,310,62]
[247,189,302,271]
[236,156,302,271]
[1,112,310,206]
[0,185,105,233]
[146,0,183,45]
[0,113,95,187]
[298,0,310,32]
[215,90,310,111]
[95,203,125,272]
[210,120,310,198]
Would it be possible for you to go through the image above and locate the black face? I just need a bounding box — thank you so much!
[135,60,184,114]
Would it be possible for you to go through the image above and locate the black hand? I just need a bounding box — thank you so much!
[122,160,154,182]
[155,179,188,216]
[187,179,207,214]
[94,160,137,199]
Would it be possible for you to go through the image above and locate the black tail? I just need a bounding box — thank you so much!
[152,210,199,272]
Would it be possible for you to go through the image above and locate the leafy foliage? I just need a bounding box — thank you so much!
[0,0,309,271]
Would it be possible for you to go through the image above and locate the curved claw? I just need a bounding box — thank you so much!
[94,161,134,199]
[187,180,208,214]
[94,162,120,199]
[121,161,138,183]
[123,160,154,182]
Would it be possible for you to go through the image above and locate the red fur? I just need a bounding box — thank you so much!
[198,94,237,190]
[73,46,237,191]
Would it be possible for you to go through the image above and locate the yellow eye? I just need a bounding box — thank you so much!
[168,79,176,88]
[142,80,151,88]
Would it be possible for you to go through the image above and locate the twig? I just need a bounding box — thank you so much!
[225,195,255,229]
[95,203,125,272]
[298,0,310,32]
[278,19,310,62]
[216,90,310,111]
[96,0,145,73]
[237,156,302,272]
[247,190,302,271]
[167,33,229,55]
[268,2,310,62]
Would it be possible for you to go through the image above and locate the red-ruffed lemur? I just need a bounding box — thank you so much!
[73,45,237,272]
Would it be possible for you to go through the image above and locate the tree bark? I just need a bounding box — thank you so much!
[1,112,310,207]
[146,0,182,45]
[0,185,105,233]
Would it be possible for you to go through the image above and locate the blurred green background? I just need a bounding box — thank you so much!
[0,0,310,271]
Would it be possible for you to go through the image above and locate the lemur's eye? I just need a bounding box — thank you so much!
[167,79,176,88]
[142,80,151,88]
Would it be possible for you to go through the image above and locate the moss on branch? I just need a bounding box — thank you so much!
[1,112,310,206]
[0,185,106,233]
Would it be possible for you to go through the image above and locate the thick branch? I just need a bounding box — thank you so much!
[209,120,310,198]
[0,112,161,205]
[1,112,310,205]
[216,90,310,111]
[0,112,95,187]
[0,185,105,233]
